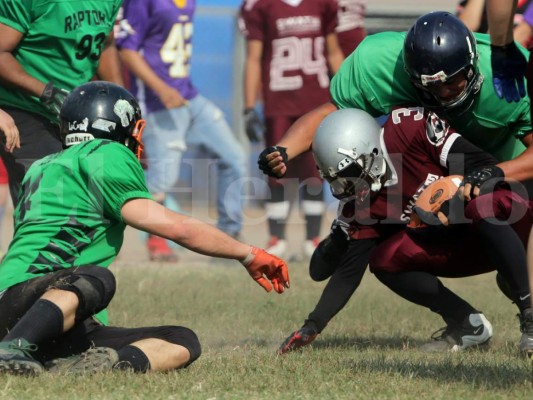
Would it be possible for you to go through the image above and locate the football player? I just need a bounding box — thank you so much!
[260,11,533,354]
[0,82,289,376]
[279,106,533,354]
[239,0,345,260]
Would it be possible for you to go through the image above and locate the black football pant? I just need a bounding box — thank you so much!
[0,107,63,206]
[0,268,200,364]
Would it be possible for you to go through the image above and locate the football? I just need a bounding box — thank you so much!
[408,175,463,228]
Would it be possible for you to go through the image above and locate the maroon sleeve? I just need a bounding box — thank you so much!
[239,0,265,41]
[385,106,460,168]
[322,0,339,35]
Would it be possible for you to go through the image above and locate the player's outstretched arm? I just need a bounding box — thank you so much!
[121,198,289,293]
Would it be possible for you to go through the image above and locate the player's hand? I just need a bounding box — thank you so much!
[0,108,20,152]
[241,246,290,293]
[459,165,505,201]
[243,108,264,143]
[491,42,527,102]
[39,82,69,117]
[158,86,188,109]
[277,324,318,354]
[257,146,288,178]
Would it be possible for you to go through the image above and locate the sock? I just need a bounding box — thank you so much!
[305,214,322,240]
[477,219,531,311]
[268,218,286,239]
[302,189,324,240]
[115,345,151,373]
[4,299,64,344]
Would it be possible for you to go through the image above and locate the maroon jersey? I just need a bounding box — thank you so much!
[239,0,338,117]
[336,0,366,57]
[340,106,461,239]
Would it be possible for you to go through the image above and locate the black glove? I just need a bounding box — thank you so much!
[243,108,264,143]
[257,146,288,178]
[39,82,70,117]
[491,42,527,102]
[461,165,505,196]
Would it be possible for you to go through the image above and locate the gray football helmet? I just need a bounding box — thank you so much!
[312,108,387,201]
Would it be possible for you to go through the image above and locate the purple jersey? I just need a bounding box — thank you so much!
[523,0,533,26]
[341,106,460,239]
[116,0,198,113]
[239,0,338,117]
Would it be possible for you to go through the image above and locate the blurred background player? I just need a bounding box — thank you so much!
[239,0,345,259]
[457,0,532,42]
[0,0,124,206]
[117,0,247,262]
[335,0,367,57]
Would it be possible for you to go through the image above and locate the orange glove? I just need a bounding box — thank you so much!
[241,246,290,293]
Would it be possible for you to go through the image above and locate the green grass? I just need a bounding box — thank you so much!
[1,260,532,399]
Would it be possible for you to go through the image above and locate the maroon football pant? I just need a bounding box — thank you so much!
[369,190,532,277]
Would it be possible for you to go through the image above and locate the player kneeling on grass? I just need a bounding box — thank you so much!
[0,82,290,376]
[278,108,533,355]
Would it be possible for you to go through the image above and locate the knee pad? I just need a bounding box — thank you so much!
[157,326,202,367]
[51,265,116,320]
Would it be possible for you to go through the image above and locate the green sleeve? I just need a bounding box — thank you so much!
[82,142,152,222]
[0,0,32,32]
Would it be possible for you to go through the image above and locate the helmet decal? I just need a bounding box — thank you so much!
[336,156,355,174]
[421,70,448,86]
[114,99,136,127]
[68,117,89,132]
[92,119,116,133]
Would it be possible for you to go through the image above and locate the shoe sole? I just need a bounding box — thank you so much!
[46,347,119,375]
[0,359,44,376]
[421,338,491,353]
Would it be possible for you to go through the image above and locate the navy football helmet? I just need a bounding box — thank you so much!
[59,81,145,159]
[403,11,483,112]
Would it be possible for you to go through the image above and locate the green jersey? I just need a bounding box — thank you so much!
[0,140,151,293]
[330,31,532,161]
[0,0,122,123]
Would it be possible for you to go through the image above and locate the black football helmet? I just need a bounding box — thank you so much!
[59,81,145,159]
[403,11,483,112]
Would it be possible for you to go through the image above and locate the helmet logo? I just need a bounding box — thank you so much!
[68,117,89,132]
[65,133,95,146]
[421,70,447,86]
[114,99,136,127]
[337,157,354,172]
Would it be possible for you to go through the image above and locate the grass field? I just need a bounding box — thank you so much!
[1,259,532,399]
